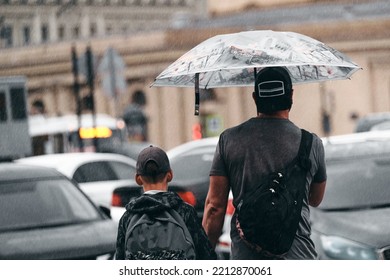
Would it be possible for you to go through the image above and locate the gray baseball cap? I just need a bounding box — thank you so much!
[136,145,171,176]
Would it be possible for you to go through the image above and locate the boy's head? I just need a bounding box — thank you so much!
[253,67,293,114]
[136,145,172,185]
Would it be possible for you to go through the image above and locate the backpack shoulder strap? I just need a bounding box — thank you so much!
[299,129,313,159]
[166,209,195,246]
[285,129,313,174]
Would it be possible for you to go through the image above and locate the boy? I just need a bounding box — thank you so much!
[115,145,216,260]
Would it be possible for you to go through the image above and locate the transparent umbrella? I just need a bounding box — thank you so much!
[151,30,361,114]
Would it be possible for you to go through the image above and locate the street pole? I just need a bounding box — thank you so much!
[71,45,84,152]
[86,45,98,152]
[108,47,119,118]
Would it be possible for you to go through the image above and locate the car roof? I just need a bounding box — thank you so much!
[322,130,390,160]
[0,163,63,182]
[167,137,219,159]
[15,152,137,177]
[322,130,390,145]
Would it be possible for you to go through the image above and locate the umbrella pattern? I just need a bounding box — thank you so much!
[152,30,360,89]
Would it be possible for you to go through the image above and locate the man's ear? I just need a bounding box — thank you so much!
[166,170,173,182]
[135,174,143,186]
[252,91,256,101]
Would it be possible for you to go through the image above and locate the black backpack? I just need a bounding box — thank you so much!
[124,208,196,260]
[235,129,313,256]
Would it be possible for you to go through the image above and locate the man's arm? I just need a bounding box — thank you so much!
[308,180,326,207]
[202,175,230,249]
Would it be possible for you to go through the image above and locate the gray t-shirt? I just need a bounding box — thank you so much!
[210,117,327,260]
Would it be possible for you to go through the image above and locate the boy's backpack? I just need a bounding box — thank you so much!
[235,129,313,256]
[124,208,196,260]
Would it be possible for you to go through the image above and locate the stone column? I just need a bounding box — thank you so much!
[80,11,90,39]
[96,15,106,37]
[32,13,41,44]
[48,11,58,42]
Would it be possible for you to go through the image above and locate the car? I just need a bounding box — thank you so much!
[16,152,137,208]
[311,130,390,259]
[0,163,117,259]
[167,137,219,219]
[109,137,219,223]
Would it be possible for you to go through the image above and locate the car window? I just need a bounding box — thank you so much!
[170,152,214,181]
[109,161,136,180]
[319,155,390,210]
[0,178,100,232]
[73,161,116,183]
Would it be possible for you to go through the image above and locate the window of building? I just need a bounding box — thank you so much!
[10,87,27,120]
[73,26,80,39]
[23,26,30,45]
[106,25,112,35]
[41,24,49,42]
[0,25,13,47]
[58,25,65,40]
[90,23,97,37]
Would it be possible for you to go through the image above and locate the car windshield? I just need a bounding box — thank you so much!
[319,154,390,210]
[170,149,214,182]
[0,178,101,232]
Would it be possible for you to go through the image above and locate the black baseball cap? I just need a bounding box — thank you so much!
[136,145,171,176]
[254,67,293,113]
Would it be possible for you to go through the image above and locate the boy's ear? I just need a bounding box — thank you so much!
[135,174,143,186]
[167,170,173,182]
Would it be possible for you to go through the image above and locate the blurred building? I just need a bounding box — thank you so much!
[1,0,390,150]
[0,0,207,48]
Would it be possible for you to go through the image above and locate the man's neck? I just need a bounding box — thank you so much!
[257,110,289,119]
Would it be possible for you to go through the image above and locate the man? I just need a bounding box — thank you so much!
[116,145,216,260]
[202,67,327,259]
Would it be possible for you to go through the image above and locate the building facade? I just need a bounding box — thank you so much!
[1,0,390,150]
[0,0,206,48]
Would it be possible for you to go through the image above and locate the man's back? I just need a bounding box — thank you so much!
[210,117,326,259]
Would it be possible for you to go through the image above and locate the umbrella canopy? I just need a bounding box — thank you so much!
[151,30,361,114]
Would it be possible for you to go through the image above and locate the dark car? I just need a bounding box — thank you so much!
[311,131,390,259]
[167,137,219,219]
[0,163,117,260]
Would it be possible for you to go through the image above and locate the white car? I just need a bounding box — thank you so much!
[16,152,137,209]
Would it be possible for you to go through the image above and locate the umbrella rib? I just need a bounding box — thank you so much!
[204,71,216,90]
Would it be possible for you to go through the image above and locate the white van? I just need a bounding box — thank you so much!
[29,113,127,155]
